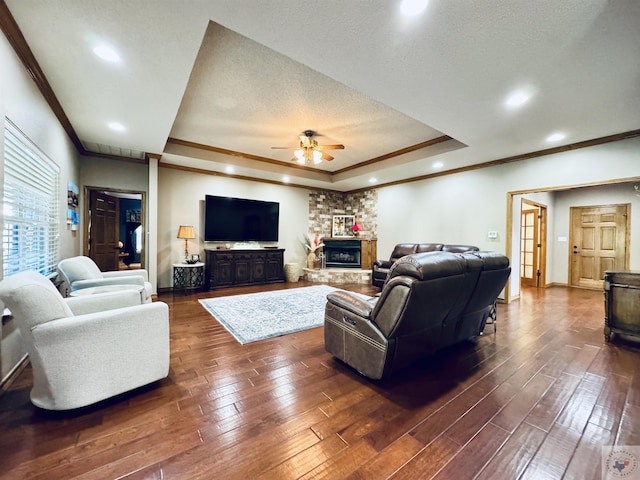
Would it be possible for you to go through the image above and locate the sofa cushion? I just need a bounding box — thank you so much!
[442,244,480,253]
[387,251,467,282]
[415,243,444,253]
[372,242,481,289]
[390,243,419,260]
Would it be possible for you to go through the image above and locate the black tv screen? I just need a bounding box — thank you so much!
[204,195,279,242]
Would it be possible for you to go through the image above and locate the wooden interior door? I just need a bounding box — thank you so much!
[521,209,539,287]
[520,201,547,288]
[570,204,629,289]
[89,190,119,271]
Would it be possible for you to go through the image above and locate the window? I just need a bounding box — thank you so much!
[3,118,60,277]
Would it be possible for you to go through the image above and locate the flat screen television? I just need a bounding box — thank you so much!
[204,195,279,242]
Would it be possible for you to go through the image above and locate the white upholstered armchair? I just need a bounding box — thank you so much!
[0,270,170,410]
[57,255,153,303]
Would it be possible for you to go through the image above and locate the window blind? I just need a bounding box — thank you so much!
[3,119,60,277]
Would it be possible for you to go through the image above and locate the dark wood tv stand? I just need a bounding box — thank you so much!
[204,248,285,290]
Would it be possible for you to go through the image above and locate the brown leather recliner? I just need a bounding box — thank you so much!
[325,251,510,380]
[371,243,479,288]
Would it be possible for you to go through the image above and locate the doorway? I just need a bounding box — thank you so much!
[520,200,547,288]
[569,204,629,289]
[84,186,146,272]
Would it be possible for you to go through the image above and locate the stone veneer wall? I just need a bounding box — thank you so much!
[308,189,378,239]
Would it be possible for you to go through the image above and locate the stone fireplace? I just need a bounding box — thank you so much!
[302,237,377,284]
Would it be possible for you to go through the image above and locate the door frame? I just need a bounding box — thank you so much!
[520,199,547,288]
[505,176,640,303]
[83,186,147,270]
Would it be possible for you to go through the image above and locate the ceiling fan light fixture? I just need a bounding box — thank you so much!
[277,130,344,165]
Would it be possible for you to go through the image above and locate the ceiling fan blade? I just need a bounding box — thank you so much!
[320,152,334,161]
[271,146,292,149]
[317,144,345,150]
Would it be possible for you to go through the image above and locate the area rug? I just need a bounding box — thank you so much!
[199,285,342,344]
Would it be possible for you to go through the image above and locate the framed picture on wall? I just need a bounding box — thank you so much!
[332,215,355,237]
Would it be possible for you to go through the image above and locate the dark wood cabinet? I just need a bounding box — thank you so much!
[604,270,640,342]
[205,249,284,289]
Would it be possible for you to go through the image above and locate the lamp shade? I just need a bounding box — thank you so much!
[177,225,196,239]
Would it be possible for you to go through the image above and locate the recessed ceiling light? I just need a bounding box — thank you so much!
[505,90,531,109]
[400,0,429,16]
[282,176,290,183]
[433,161,443,169]
[108,122,125,132]
[369,177,378,184]
[225,166,235,174]
[546,132,566,143]
[93,45,120,63]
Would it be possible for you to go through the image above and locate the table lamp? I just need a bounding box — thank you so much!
[177,225,196,263]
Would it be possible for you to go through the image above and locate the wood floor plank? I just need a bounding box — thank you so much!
[490,372,555,433]
[433,423,510,480]
[588,372,629,433]
[1,283,639,480]
[563,421,616,480]
[388,436,460,480]
[443,382,519,446]
[519,423,582,480]
[616,404,640,445]
[297,438,379,480]
[344,435,424,479]
[524,372,582,432]
[255,433,347,479]
[474,422,547,480]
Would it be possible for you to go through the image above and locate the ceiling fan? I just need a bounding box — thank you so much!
[272,130,344,164]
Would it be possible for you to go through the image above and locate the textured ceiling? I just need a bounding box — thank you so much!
[5,0,640,191]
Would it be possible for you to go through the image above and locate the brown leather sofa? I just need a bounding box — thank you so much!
[372,243,479,288]
[325,250,510,379]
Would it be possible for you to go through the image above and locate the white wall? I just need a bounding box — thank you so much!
[156,168,309,289]
[0,30,81,276]
[81,156,149,193]
[377,137,640,301]
[377,166,510,258]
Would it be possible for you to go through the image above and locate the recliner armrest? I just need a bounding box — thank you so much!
[373,259,393,270]
[326,291,377,319]
[64,289,142,315]
[103,269,149,282]
[71,276,145,290]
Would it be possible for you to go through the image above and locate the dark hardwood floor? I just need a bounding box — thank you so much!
[1,281,639,479]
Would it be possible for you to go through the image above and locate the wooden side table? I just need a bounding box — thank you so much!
[173,262,205,292]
